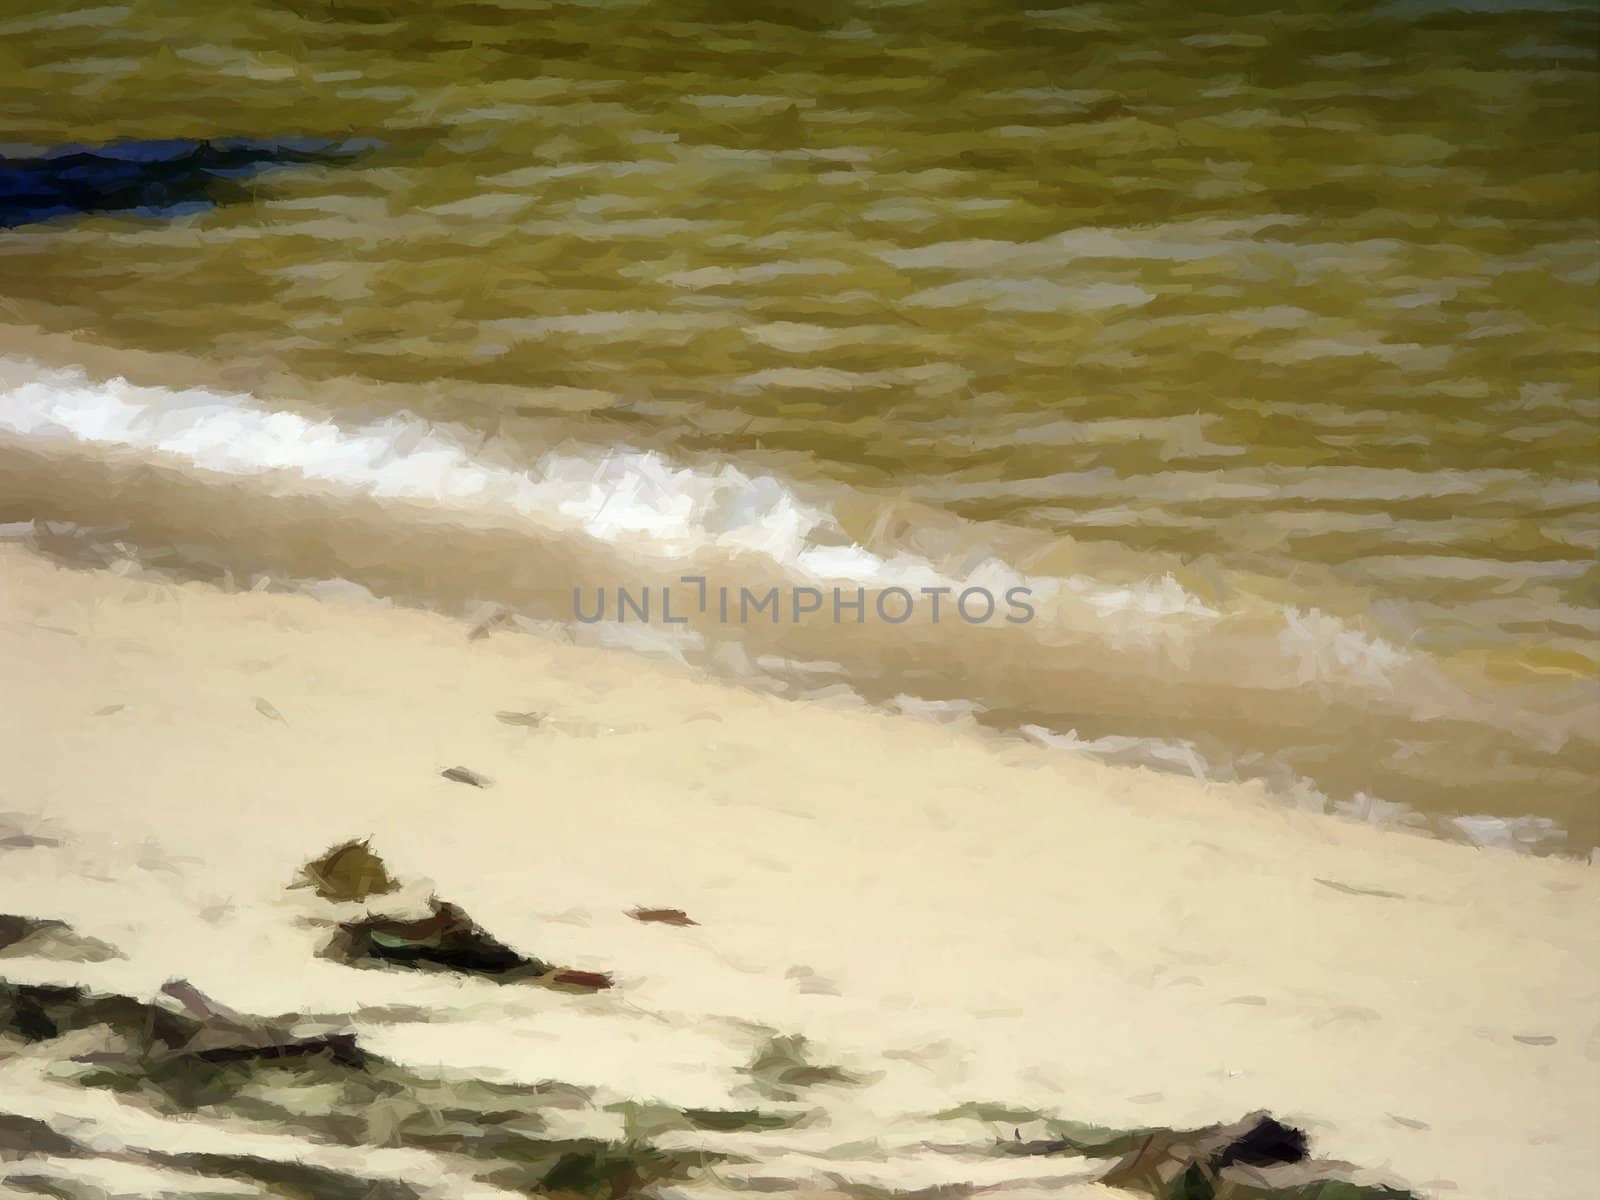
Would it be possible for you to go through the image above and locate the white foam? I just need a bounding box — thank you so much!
[0,366,1063,621]
[1066,572,1219,619]
[2,359,1574,856]
[0,360,849,570]
[1021,723,1211,781]
[0,359,1387,673]
[1021,725,1568,855]
[1449,813,1568,853]
[0,361,1080,622]
[1279,606,1409,685]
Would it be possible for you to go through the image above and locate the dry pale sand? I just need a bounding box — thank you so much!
[0,542,1596,1199]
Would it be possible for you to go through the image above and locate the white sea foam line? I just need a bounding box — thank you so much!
[0,361,818,550]
[1021,723,1211,781]
[14,367,1571,845]
[0,361,1074,601]
[1020,723,1570,854]
[0,364,1432,693]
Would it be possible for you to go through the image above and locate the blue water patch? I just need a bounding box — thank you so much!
[0,137,379,228]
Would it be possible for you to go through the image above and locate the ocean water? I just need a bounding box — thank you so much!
[0,0,1595,848]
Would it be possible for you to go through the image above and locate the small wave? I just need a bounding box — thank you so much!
[1020,721,1573,855]
[9,356,1591,853]
[0,359,1080,605]
[0,358,827,555]
[0,357,1425,669]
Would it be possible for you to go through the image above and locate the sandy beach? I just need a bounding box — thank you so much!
[2,2,1596,1195]
[2,541,1595,1199]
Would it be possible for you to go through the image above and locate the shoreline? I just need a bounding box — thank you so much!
[2,543,1597,1198]
[1,332,1594,854]
[0,504,1587,860]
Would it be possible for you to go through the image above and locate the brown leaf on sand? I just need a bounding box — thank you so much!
[629,907,697,927]
[294,839,399,902]
[441,766,493,788]
[548,969,613,991]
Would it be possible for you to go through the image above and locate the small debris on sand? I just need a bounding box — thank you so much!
[548,969,614,992]
[253,696,287,723]
[0,915,121,963]
[441,766,492,788]
[326,897,611,991]
[1093,1110,1308,1195]
[468,607,516,641]
[0,813,64,850]
[294,839,399,902]
[628,907,697,927]
[329,898,545,979]
[0,977,365,1069]
[1315,877,1406,901]
[495,710,545,728]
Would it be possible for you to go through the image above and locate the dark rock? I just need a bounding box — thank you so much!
[743,1034,860,1100]
[1098,1110,1309,1196]
[1212,1113,1309,1170]
[331,898,547,979]
[0,978,365,1069]
[440,766,492,788]
[327,898,616,991]
[0,137,378,228]
[0,914,121,962]
[157,980,366,1068]
[0,1112,80,1158]
[142,1151,423,1200]
[2,987,63,1041]
[0,914,60,950]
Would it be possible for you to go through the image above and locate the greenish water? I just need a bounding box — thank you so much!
[0,0,1596,847]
